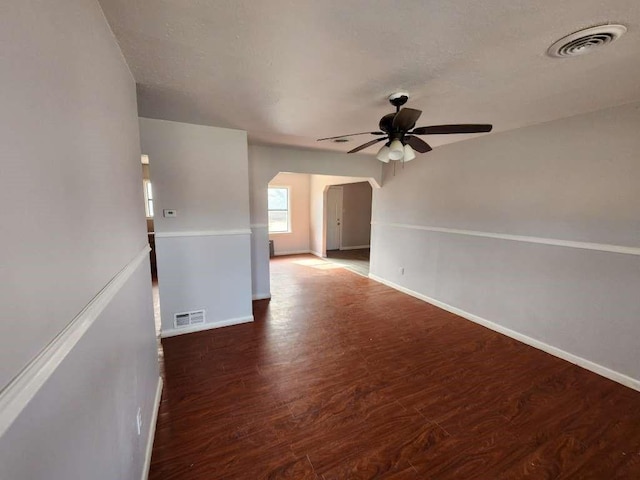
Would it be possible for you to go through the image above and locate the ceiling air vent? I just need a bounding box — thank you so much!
[174,310,206,328]
[547,24,627,58]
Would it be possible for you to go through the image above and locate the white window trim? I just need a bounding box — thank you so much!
[268,185,291,234]
[143,179,154,218]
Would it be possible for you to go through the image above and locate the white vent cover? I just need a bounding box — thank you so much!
[548,25,627,58]
[174,310,206,328]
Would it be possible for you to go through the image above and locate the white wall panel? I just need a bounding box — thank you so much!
[139,118,253,334]
[0,1,159,477]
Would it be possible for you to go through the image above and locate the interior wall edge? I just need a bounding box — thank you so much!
[0,244,151,438]
[252,293,272,301]
[368,273,640,392]
[372,222,640,256]
[140,376,163,480]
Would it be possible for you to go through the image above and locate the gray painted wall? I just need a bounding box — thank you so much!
[340,181,372,248]
[370,102,640,385]
[139,118,253,334]
[0,0,159,478]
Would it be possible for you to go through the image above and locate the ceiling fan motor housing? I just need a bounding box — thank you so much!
[388,92,410,109]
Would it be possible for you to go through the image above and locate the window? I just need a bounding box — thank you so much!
[268,187,289,233]
[143,180,154,218]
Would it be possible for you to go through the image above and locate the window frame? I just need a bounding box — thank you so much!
[267,186,291,234]
[143,179,154,218]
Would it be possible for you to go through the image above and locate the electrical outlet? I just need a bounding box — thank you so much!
[163,209,177,217]
[136,407,142,436]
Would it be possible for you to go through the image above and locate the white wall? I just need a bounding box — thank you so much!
[268,172,311,255]
[341,181,373,248]
[309,177,324,257]
[0,1,159,478]
[248,145,382,298]
[370,101,640,389]
[139,118,253,335]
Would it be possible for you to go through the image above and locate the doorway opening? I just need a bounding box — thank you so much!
[265,172,374,284]
[141,154,161,338]
[324,181,372,276]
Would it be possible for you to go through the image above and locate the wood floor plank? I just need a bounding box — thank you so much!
[149,254,640,479]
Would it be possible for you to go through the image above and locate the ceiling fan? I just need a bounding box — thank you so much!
[317,93,492,163]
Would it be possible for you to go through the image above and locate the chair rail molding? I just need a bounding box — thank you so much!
[155,229,252,238]
[371,221,640,256]
[0,245,151,437]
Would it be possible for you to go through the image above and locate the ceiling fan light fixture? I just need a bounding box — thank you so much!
[376,145,390,163]
[388,139,404,161]
[316,93,492,164]
[403,144,416,162]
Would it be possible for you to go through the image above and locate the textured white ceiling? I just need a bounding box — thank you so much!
[98,0,640,153]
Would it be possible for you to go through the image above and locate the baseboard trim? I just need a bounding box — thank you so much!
[274,250,311,256]
[252,293,271,300]
[141,376,163,480]
[0,245,151,437]
[310,251,325,258]
[368,273,640,392]
[340,245,370,250]
[161,316,254,338]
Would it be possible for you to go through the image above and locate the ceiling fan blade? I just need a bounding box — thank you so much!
[347,137,387,154]
[317,131,385,141]
[406,136,432,153]
[392,108,422,131]
[412,124,493,135]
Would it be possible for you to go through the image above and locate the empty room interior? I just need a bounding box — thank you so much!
[1,1,640,479]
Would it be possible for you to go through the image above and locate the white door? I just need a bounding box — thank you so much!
[326,186,343,250]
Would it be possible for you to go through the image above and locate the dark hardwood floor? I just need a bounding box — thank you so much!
[150,255,640,479]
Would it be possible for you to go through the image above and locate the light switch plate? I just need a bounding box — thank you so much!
[163,209,177,217]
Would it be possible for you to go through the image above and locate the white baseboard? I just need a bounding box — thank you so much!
[274,249,311,256]
[141,376,163,480]
[368,273,640,392]
[310,251,325,258]
[252,293,271,300]
[161,316,254,338]
[340,244,370,250]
